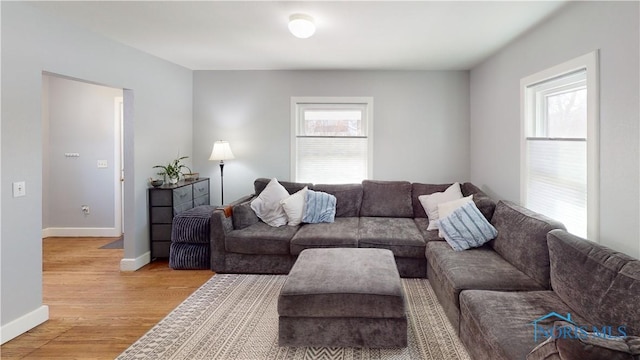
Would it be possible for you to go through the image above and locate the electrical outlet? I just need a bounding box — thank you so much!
[81,205,90,215]
[13,181,26,197]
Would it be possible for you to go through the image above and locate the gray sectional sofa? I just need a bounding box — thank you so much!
[209,177,640,359]
[210,178,495,278]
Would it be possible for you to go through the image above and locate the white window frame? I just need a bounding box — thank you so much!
[290,97,374,183]
[520,51,599,241]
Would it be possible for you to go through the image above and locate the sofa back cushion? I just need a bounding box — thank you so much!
[360,180,413,218]
[254,178,312,195]
[490,201,565,288]
[232,199,260,230]
[411,183,452,218]
[548,229,640,336]
[461,182,497,221]
[311,183,363,217]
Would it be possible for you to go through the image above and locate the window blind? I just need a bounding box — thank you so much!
[525,138,587,237]
[296,137,368,184]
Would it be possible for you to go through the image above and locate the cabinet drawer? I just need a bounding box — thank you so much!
[150,189,172,206]
[173,201,194,215]
[173,185,193,205]
[193,180,209,197]
[194,194,210,207]
[150,207,173,224]
[152,241,171,258]
[151,224,172,241]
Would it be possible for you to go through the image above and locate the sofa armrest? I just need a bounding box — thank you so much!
[210,208,234,272]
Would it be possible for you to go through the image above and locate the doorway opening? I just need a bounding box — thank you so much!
[41,73,127,242]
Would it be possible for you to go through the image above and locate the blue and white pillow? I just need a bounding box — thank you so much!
[438,201,497,251]
[302,189,336,224]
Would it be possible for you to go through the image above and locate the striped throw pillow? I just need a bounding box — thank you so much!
[302,190,337,224]
[438,201,497,251]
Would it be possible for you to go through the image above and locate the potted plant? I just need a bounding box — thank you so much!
[153,156,191,185]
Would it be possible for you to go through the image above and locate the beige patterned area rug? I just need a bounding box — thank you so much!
[117,274,470,360]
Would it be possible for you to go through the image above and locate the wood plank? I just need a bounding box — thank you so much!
[1,237,213,359]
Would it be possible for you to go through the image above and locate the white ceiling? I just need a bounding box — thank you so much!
[29,1,568,71]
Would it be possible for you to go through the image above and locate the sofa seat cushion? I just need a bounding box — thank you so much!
[426,241,546,327]
[290,217,359,255]
[225,221,299,255]
[459,290,590,360]
[358,217,425,258]
[427,241,546,293]
[414,218,444,242]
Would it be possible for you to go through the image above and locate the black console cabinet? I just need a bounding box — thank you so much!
[148,178,210,260]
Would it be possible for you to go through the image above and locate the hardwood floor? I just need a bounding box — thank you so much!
[1,237,213,359]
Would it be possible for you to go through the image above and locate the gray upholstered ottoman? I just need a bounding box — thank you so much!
[278,248,407,348]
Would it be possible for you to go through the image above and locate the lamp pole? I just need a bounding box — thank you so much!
[219,160,225,204]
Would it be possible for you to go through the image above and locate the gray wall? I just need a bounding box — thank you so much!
[193,70,470,205]
[470,1,640,258]
[42,75,122,230]
[1,2,192,337]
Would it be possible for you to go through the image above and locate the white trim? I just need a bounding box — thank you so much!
[290,98,297,180]
[520,50,599,241]
[0,305,49,344]
[120,251,150,271]
[42,227,121,238]
[290,96,374,182]
[114,97,123,236]
[586,51,600,242]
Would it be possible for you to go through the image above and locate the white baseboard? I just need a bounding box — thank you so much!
[120,251,150,271]
[1,305,49,344]
[42,227,121,238]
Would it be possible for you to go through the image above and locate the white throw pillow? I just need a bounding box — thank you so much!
[437,195,473,237]
[418,182,463,231]
[280,186,308,226]
[250,178,290,227]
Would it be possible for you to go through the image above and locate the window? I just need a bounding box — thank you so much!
[521,51,599,240]
[291,97,373,184]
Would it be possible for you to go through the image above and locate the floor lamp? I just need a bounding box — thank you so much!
[209,140,235,204]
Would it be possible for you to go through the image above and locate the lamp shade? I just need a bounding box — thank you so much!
[209,141,235,161]
[288,13,315,39]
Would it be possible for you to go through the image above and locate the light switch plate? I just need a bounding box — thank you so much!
[13,181,26,197]
[97,160,108,168]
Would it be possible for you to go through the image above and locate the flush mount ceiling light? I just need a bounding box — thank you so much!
[288,13,315,39]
